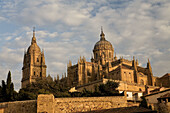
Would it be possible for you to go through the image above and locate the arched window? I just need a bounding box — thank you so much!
[140,79,144,85]
[37,58,39,62]
[109,52,111,58]
[139,88,142,91]
[96,53,98,59]
[102,52,105,57]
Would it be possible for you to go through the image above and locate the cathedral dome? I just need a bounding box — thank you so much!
[93,29,113,51]
[27,29,41,54]
[27,43,41,54]
[94,39,113,50]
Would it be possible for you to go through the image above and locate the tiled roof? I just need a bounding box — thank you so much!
[160,73,170,79]
[159,93,170,98]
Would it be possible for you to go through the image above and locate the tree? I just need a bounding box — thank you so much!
[18,77,71,100]
[1,80,7,101]
[6,71,11,90]
[99,80,119,96]
[139,97,148,108]
[0,71,17,102]
[6,71,12,100]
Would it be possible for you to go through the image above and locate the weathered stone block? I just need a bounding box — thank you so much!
[37,94,54,113]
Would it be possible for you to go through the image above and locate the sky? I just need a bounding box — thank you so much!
[0,0,170,91]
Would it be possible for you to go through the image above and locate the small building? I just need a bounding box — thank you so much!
[143,89,170,111]
[157,73,170,88]
[157,93,170,113]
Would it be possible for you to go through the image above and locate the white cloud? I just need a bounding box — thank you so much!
[0,0,169,90]
[0,17,6,21]
[6,36,12,40]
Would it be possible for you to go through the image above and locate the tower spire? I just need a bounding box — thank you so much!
[114,52,117,60]
[101,26,103,33]
[100,26,105,41]
[31,27,36,44]
[33,27,35,37]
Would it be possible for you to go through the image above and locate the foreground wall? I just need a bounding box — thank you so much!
[0,100,36,113]
[0,94,127,113]
[37,94,127,113]
[55,96,127,112]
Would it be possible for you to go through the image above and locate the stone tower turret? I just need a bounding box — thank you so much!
[147,59,154,86]
[21,28,47,88]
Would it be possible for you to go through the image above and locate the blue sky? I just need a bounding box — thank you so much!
[0,0,170,90]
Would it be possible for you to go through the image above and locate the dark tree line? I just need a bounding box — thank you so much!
[0,71,17,102]
[71,80,121,97]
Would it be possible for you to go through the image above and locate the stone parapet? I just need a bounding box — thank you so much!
[37,94,54,113]
[0,94,127,113]
[54,96,127,112]
[0,100,36,113]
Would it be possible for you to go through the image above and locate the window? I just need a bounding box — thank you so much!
[37,58,39,62]
[34,71,35,75]
[140,79,144,85]
[40,72,42,77]
[109,52,111,58]
[102,52,105,57]
[96,53,98,59]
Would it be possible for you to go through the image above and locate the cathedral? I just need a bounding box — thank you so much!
[67,28,169,99]
[67,28,156,87]
[21,28,47,88]
[21,27,169,99]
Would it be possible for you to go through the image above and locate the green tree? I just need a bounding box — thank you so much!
[6,71,12,100]
[139,97,148,108]
[1,80,7,101]
[99,80,119,96]
[6,71,11,90]
[0,71,17,102]
[18,77,71,100]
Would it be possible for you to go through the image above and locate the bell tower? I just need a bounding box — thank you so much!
[21,28,47,88]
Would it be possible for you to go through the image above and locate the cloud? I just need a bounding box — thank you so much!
[0,0,170,91]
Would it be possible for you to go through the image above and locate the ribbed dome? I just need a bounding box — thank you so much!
[94,29,113,51]
[27,43,41,54]
[27,30,41,54]
[94,39,113,50]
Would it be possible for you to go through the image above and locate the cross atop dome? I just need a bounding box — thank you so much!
[31,27,36,44]
[100,26,105,41]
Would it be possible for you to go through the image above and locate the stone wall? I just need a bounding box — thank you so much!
[0,94,127,113]
[54,96,127,113]
[37,94,54,113]
[0,100,36,113]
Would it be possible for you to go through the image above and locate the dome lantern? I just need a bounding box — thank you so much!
[100,26,105,41]
[31,27,36,44]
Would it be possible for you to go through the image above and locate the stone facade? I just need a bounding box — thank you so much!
[21,28,47,88]
[157,73,170,88]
